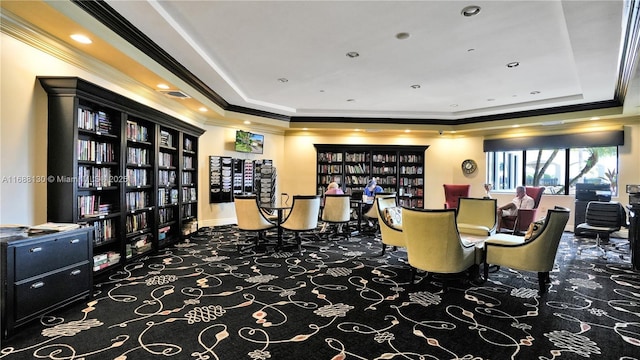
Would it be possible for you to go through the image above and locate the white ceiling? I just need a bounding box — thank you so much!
[101,0,637,123]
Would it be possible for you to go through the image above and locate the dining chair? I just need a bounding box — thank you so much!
[483,206,570,294]
[233,194,277,253]
[402,207,478,291]
[280,195,322,251]
[321,194,351,240]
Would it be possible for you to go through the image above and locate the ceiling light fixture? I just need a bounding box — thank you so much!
[410,84,421,89]
[198,107,207,112]
[346,51,360,58]
[277,78,288,83]
[461,5,481,17]
[396,32,410,40]
[347,99,355,102]
[530,91,541,95]
[243,121,251,125]
[157,83,170,89]
[590,117,600,120]
[70,34,92,44]
[506,61,520,68]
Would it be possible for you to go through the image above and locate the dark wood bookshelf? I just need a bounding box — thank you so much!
[315,144,427,208]
[39,76,204,278]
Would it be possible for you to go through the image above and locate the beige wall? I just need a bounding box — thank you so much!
[2,32,639,231]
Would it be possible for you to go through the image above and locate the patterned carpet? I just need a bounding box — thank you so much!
[1,225,639,360]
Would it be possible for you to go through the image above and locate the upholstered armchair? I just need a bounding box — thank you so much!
[402,208,478,291]
[234,194,277,253]
[375,194,404,255]
[443,184,471,209]
[483,206,570,293]
[281,195,322,250]
[456,197,497,236]
[500,186,545,234]
[321,194,352,240]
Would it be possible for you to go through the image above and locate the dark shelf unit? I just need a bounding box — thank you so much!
[39,76,204,277]
[315,144,427,208]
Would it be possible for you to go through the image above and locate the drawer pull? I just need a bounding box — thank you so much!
[30,247,42,253]
[31,282,44,289]
[70,269,82,276]
[70,238,80,244]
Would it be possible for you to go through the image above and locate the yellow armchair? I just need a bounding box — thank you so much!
[456,197,497,236]
[375,194,404,255]
[483,207,570,293]
[402,207,478,290]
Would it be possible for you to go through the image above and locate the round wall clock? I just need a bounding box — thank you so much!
[461,159,477,174]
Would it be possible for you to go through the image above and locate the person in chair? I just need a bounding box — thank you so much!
[363,179,383,227]
[497,185,534,231]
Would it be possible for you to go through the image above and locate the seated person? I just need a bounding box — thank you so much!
[363,179,383,227]
[496,185,535,231]
[325,182,344,195]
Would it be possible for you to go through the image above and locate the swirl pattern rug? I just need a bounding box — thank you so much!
[1,225,639,360]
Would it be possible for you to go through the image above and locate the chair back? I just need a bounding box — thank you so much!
[402,208,476,274]
[515,207,570,271]
[322,194,351,223]
[376,194,404,248]
[525,186,545,207]
[364,192,396,219]
[281,195,321,231]
[443,184,471,209]
[234,194,275,231]
[456,197,497,235]
[584,201,624,229]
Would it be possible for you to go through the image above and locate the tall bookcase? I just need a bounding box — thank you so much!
[40,77,204,276]
[315,144,427,208]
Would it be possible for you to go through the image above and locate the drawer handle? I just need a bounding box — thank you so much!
[30,247,42,253]
[31,282,44,289]
[70,238,80,244]
[70,269,82,276]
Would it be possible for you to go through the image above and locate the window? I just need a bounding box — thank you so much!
[487,146,618,196]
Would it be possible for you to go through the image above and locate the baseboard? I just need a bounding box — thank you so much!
[199,218,237,228]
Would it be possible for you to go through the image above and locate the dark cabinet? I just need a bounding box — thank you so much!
[1,228,93,338]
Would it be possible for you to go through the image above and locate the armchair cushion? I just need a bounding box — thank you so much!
[458,223,493,236]
[384,206,403,226]
[524,219,545,241]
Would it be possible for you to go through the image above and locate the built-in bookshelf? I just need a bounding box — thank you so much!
[315,144,427,208]
[40,77,204,277]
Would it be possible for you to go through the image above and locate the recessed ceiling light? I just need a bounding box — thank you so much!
[302,128,308,130]
[346,52,360,58]
[277,78,288,83]
[530,91,541,95]
[70,34,92,44]
[487,98,495,101]
[590,117,600,120]
[410,84,421,89]
[506,62,520,68]
[404,129,411,133]
[198,107,207,112]
[467,48,475,52]
[461,5,481,17]
[157,83,170,89]
[396,32,410,40]
[347,99,356,102]
[243,121,251,125]
[512,124,520,128]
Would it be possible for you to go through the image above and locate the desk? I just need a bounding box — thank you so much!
[260,204,291,250]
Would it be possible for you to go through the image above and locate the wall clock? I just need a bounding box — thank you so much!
[461,159,477,174]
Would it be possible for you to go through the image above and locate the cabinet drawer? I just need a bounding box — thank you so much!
[15,262,91,321]
[14,232,90,281]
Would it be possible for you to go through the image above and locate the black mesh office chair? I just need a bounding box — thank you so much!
[576,201,626,257]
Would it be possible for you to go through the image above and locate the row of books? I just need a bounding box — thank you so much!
[158,152,174,167]
[182,204,194,218]
[183,155,194,169]
[158,188,179,206]
[158,207,175,224]
[127,147,150,165]
[372,166,397,174]
[126,121,149,142]
[126,212,149,233]
[317,152,343,162]
[78,108,112,134]
[182,187,197,201]
[78,166,113,188]
[184,138,194,151]
[158,170,177,186]
[399,166,423,175]
[78,195,112,217]
[126,168,149,187]
[399,177,424,186]
[77,140,116,162]
[399,154,423,163]
[318,165,342,173]
[92,218,115,244]
[126,234,153,258]
[345,164,369,174]
[372,154,397,163]
[344,152,368,162]
[125,191,149,210]
[93,251,120,272]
